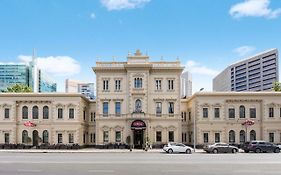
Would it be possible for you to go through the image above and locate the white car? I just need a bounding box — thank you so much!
[163,142,194,154]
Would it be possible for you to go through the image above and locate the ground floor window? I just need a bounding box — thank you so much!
[93,133,96,143]
[188,132,192,143]
[90,133,93,143]
[240,130,245,143]
[203,133,208,143]
[43,130,49,143]
[115,131,121,143]
[250,130,256,141]
[69,133,74,143]
[168,131,174,142]
[83,134,86,144]
[103,131,109,143]
[58,133,63,144]
[22,130,28,144]
[156,131,162,142]
[4,133,9,144]
[229,130,235,143]
[269,133,274,143]
[215,133,220,143]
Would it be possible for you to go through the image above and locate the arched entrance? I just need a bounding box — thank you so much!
[32,130,39,146]
[131,120,146,149]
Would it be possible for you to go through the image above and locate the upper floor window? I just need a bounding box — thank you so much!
[22,106,28,119]
[69,108,74,119]
[134,78,142,88]
[168,102,174,114]
[103,102,109,116]
[115,80,121,91]
[43,106,49,119]
[115,102,121,115]
[250,108,256,118]
[58,108,63,119]
[155,80,161,90]
[203,108,208,118]
[90,112,93,122]
[168,79,174,90]
[135,99,142,112]
[214,108,220,118]
[4,108,9,119]
[269,107,274,118]
[239,105,245,118]
[103,80,109,91]
[228,108,235,118]
[32,106,39,119]
[156,102,162,115]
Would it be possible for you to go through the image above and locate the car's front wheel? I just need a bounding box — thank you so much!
[168,149,173,154]
[232,149,237,153]
[255,148,261,153]
[212,149,218,154]
[186,149,191,154]
[274,148,280,153]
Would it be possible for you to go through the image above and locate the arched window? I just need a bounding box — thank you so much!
[250,130,256,141]
[42,130,49,143]
[43,106,49,119]
[135,99,142,112]
[32,106,39,119]
[240,130,245,143]
[22,130,28,144]
[239,105,245,118]
[22,106,28,119]
[229,130,235,143]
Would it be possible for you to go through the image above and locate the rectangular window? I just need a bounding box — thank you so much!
[189,112,191,121]
[250,108,256,118]
[156,131,162,142]
[90,112,93,122]
[69,108,74,119]
[168,102,174,114]
[68,133,74,143]
[4,133,9,144]
[280,108,281,117]
[115,80,121,91]
[156,102,162,116]
[90,133,93,143]
[134,78,142,88]
[184,112,187,121]
[103,102,109,116]
[103,80,109,91]
[215,133,220,143]
[168,131,174,142]
[115,131,121,142]
[181,112,184,122]
[156,80,161,90]
[93,133,96,143]
[103,131,109,143]
[269,107,274,118]
[228,108,235,118]
[58,133,63,144]
[58,108,63,119]
[83,110,86,121]
[214,108,220,118]
[203,108,208,118]
[4,108,9,119]
[203,133,209,143]
[269,133,274,142]
[168,80,174,90]
[115,102,121,115]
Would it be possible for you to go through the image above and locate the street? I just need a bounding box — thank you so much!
[0,152,281,175]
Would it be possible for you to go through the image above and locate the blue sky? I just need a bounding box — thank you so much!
[0,0,280,92]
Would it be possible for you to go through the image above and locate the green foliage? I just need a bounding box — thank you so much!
[3,84,32,93]
[272,82,281,92]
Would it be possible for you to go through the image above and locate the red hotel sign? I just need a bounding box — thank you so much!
[131,120,146,130]
[24,121,36,127]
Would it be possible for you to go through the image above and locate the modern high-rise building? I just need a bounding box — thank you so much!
[213,49,279,92]
[0,54,56,92]
[65,79,95,99]
[180,71,192,97]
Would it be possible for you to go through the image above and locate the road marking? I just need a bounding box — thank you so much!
[88,170,114,173]
[17,169,42,173]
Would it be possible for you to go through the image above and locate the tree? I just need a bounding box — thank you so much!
[272,82,281,92]
[3,84,32,93]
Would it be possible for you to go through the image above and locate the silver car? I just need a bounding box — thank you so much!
[203,143,239,154]
[163,143,194,154]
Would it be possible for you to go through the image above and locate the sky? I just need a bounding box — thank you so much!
[0,0,280,92]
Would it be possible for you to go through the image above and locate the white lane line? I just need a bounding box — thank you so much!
[88,170,114,173]
[17,169,42,173]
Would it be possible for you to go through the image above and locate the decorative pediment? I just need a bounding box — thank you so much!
[67,103,76,107]
[200,103,210,107]
[154,125,164,131]
[55,103,64,108]
[212,103,221,107]
[166,98,177,101]
[168,125,176,131]
[153,98,164,101]
[113,99,124,101]
[2,103,12,108]
[267,103,276,107]
[102,126,110,131]
[114,125,123,131]
[132,73,144,77]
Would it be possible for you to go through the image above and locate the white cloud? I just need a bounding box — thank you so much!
[100,0,150,11]
[229,0,281,19]
[90,13,96,19]
[18,55,81,76]
[184,60,219,77]
[233,46,256,56]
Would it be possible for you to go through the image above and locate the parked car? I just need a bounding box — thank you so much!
[242,140,280,153]
[163,143,193,154]
[203,143,239,153]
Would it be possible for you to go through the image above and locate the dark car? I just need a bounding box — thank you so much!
[242,140,280,153]
[203,143,239,153]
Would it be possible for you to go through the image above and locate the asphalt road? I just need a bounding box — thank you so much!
[0,152,281,175]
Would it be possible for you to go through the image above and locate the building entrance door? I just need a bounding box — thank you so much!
[32,130,39,146]
[134,130,144,149]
